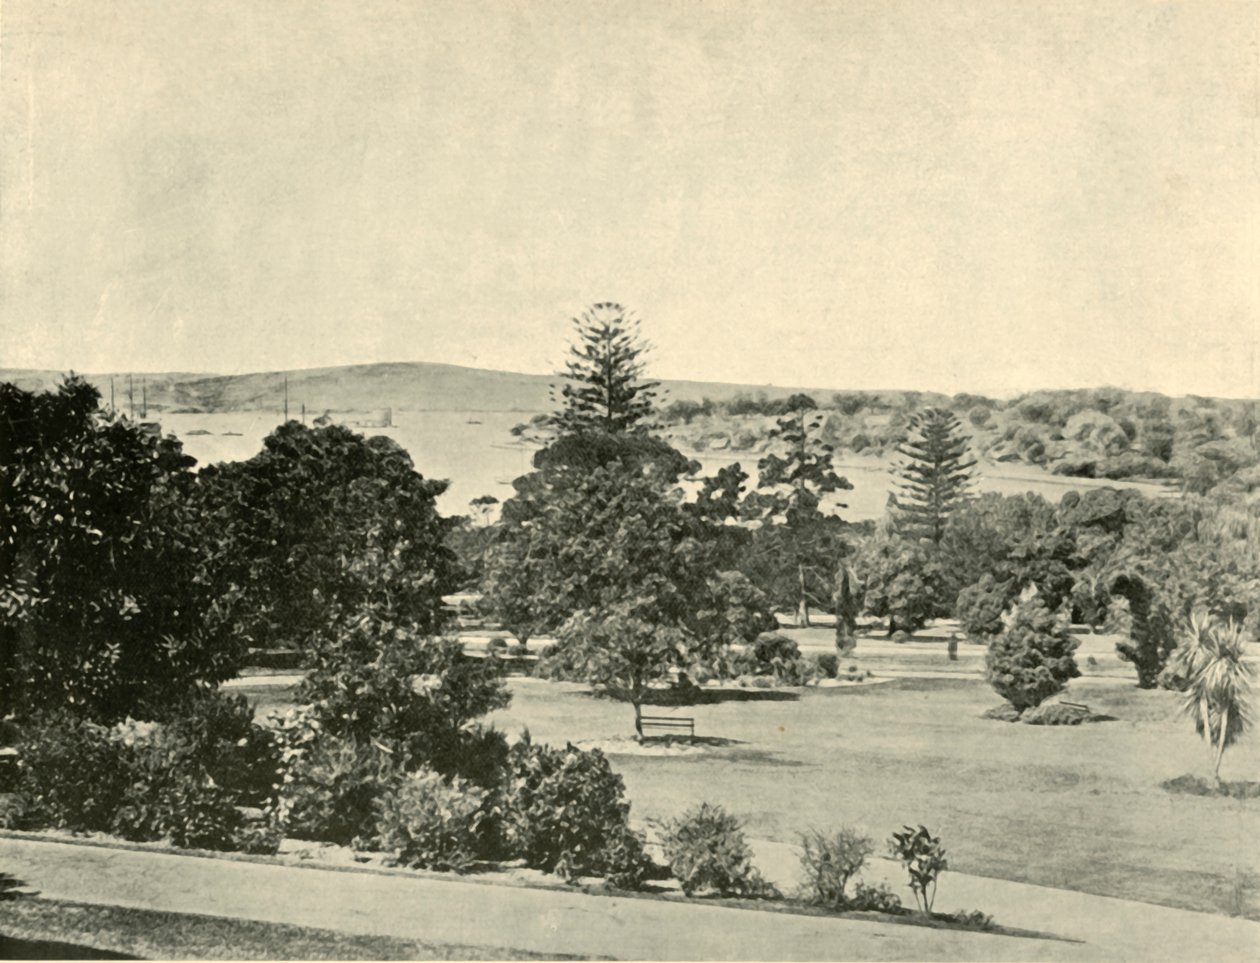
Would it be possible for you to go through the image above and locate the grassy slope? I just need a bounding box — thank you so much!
[0,898,570,960]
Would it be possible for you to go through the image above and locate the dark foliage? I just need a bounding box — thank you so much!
[0,378,243,722]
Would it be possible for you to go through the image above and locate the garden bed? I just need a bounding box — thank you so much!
[0,827,1052,944]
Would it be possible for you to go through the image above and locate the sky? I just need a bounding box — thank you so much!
[0,0,1256,398]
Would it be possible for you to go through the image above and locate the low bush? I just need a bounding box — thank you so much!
[111,758,244,850]
[155,690,280,805]
[1161,774,1260,799]
[982,704,1023,722]
[281,735,401,847]
[660,803,778,899]
[753,633,800,666]
[814,654,839,679]
[507,641,529,658]
[771,656,818,686]
[850,881,904,914]
[939,909,995,930]
[891,630,909,643]
[13,700,273,853]
[798,828,873,908]
[889,825,948,915]
[373,768,487,872]
[485,637,509,655]
[13,714,131,832]
[500,735,651,887]
[1020,702,1092,726]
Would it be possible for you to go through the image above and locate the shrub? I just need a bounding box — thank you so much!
[500,736,650,887]
[891,630,909,643]
[299,615,509,769]
[486,637,509,654]
[156,690,280,805]
[111,757,244,850]
[507,641,529,658]
[281,735,401,846]
[956,575,1013,640]
[798,828,873,908]
[753,633,800,666]
[850,881,904,914]
[985,588,1080,712]
[1020,702,1092,726]
[13,714,131,832]
[660,803,778,898]
[772,655,817,686]
[982,703,1023,722]
[889,825,948,914]
[14,703,264,852]
[373,768,487,872]
[814,654,839,679]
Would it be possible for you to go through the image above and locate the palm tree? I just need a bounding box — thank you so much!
[1177,613,1254,785]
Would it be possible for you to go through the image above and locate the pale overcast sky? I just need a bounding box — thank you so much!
[1,1,1256,397]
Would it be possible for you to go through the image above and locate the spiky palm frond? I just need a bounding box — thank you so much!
[1178,615,1255,778]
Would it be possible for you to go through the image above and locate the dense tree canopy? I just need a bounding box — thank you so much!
[191,422,460,657]
[1,377,241,721]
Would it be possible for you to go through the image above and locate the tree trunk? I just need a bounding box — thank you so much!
[633,696,644,742]
[887,616,896,638]
[1213,704,1230,785]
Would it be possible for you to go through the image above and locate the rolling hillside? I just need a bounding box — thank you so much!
[0,362,849,416]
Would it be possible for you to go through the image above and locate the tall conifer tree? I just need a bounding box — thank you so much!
[551,303,660,435]
[892,407,977,544]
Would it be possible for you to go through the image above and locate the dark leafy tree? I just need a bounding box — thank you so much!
[192,422,460,657]
[298,609,509,766]
[550,303,660,435]
[742,398,853,626]
[0,377,242,721]
[447,496,500,590]
[557,601,695,739]
[938,492,1058,604]
[855,533,946,637]
[891,407,976,544]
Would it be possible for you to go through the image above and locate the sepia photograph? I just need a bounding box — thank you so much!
[1,1,1258,960]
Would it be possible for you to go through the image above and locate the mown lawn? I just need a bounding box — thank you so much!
[221,656,1260,920]
[487,675,1260,920]
[0,898,577,960]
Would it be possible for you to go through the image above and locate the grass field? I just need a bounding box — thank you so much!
[227,652,1260,921]
[483,674,1260,920]
[0,898,570,960]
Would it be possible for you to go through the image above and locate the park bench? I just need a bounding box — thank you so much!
[640,715,695,740]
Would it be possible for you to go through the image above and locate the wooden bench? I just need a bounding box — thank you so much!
[640,715,695,739]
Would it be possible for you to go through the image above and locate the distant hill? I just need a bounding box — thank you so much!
[0,362,882,415]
